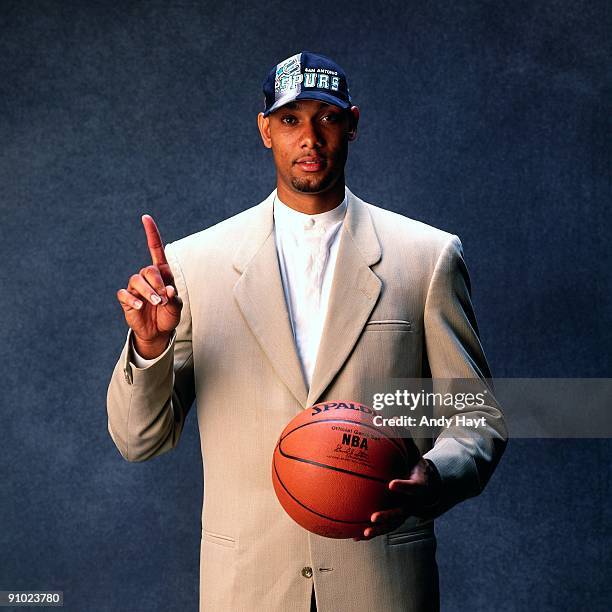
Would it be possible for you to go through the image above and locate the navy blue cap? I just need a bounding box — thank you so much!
[262,51,352,117]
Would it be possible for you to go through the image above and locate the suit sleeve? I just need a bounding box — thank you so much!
[421,235,507,517]
[106,242,195,462]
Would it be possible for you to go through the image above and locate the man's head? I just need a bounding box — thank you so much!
[257,52,359,206]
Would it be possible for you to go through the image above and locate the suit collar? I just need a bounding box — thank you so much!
[306,188,382,405]
[232,186,382,409]
[342,187,381,266]
[231,186,381,271]
[232,189,276,274]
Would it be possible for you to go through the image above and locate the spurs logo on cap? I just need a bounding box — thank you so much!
[275,53,302,94]
[263,51,352,117]
[304,67,340,91]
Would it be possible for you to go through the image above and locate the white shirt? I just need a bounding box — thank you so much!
[132,188,348,390]
[273,190,347,387]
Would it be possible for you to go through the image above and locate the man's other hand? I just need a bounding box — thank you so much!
[353,458,442,541]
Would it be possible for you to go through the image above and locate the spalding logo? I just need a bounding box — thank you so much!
[310,402,374,416]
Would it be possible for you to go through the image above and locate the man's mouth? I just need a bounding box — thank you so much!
[295,156,326,172]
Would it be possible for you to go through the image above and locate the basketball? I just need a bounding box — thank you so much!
[272,400,418,538]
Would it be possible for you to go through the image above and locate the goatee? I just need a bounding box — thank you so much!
[291,174,335,193]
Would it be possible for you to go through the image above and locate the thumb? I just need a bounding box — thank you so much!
[389,479,421,494]
[164,285,183,311]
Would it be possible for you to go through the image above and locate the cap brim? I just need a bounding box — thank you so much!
[264,91,351,117]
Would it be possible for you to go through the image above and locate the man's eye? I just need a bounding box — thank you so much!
[281,115,297,125]
[322,114,340,123]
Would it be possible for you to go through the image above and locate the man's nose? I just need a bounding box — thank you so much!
[300,120,323,148]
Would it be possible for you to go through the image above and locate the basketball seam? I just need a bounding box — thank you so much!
[279,418,411,463]
[276,441,393,484]
[272,456,372,525]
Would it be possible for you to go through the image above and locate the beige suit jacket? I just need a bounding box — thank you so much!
[107,187,507,612]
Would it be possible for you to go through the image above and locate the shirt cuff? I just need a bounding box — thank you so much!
[129,331,175,368]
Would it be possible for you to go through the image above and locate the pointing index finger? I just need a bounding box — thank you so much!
[142,214,168,266]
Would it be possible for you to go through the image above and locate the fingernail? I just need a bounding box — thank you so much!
[160,295,168,305]
[150,294,161,305]
[134,300,143,309]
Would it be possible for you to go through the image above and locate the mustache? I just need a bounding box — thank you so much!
[294,154,327,163]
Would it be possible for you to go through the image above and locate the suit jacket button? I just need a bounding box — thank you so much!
[301,566,313,579]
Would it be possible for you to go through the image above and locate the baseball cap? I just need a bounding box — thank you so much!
[262,51,352,117]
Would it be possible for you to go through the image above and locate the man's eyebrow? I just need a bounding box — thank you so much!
[282,101,333,111]
[282,102,304,111]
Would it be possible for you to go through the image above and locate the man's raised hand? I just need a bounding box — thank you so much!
[116,215,183,359]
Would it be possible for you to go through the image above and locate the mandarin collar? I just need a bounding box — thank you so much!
[273,189,348,234]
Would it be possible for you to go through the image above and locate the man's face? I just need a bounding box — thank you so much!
[258,99,359,196]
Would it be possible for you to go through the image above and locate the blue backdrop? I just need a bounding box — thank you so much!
[1,1,610,610]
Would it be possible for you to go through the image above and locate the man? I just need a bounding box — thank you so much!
[108,51,507,612]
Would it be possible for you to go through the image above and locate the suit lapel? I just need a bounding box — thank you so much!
[306,188,382,407]
[233,191,309,408]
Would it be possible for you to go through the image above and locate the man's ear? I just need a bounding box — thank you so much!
[257,112,272,149]
[347,106,360,142]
